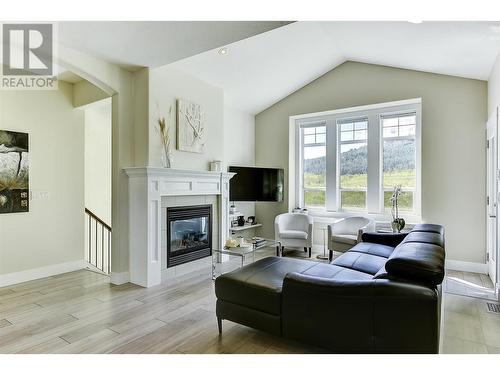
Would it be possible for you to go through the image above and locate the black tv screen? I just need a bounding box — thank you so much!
[229,166,284,202]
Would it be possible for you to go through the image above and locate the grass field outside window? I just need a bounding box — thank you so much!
[304,169,415,210]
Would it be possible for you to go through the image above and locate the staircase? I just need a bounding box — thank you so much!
[85,208,111,274]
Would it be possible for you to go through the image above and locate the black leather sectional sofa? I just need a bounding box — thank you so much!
[215,223,445,353]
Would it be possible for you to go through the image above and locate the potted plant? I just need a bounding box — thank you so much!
[390,185,405,233]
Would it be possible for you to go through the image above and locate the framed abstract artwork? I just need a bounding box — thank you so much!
[0,130,29,213]
[176,98,205,154]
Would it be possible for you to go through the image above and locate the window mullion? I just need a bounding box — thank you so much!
[325,118,337,211]
[296,124,303,208]
[367,113,381,213]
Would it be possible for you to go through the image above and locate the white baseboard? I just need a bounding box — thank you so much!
[111,271,130,285]
[445,259,488,274]
[0,260,86,287]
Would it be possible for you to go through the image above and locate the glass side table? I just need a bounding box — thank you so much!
[212,238,282,280]
[316,227,329,260]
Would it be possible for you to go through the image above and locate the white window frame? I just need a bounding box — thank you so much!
[290,98,422,223]
[379,110,420,217]
[337,116,369,211]
[299,122,327,209]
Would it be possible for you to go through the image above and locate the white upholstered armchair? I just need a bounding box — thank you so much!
[327,217,376,261]
[275,213,314,258]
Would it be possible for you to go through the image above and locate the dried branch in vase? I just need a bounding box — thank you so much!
[156,106,173,168]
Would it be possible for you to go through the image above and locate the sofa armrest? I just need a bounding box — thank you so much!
[281,273,439,353]
[361,232,408,247]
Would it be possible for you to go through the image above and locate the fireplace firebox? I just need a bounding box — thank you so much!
[166,205,212,268]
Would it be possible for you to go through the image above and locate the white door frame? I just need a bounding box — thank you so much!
[486,107,499,299]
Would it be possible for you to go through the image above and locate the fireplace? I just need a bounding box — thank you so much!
[166,204,212,268]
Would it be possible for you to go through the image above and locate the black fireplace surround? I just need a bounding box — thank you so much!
[166,204,212,268]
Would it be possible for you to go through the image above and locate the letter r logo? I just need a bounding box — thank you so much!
[2,24,53,76]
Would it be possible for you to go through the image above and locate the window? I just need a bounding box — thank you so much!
[301,124,326,208]
[382,112,416,212]
[295,99,421,219]
[338,118,368,210]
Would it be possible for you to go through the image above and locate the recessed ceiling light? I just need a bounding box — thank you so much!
[218,48,228,55]
[408,20,423,24]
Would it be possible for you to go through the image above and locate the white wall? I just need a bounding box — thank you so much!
[256,61,487,265]
[84,98,112,225]
[148,66,224,170]
[223,107,255,168]
[223,106,256,218]
[148,66,258,227]
[0,82,85,276]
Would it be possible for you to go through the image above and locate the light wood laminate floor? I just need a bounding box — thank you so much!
[0,248,499,354]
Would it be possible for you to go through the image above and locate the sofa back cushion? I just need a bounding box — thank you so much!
[411,223,444,235]
[401,231,445,248]
[385,226,445,286]
[385,243,445,286]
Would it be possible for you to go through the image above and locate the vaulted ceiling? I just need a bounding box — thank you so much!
[58,21,290,71]
[171,21,500,114]
[59,21,500,114]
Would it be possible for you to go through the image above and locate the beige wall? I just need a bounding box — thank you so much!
[0,46,151,284]
[148,66,224,170]
[0,82,85,275]
[73,80,109,108]
[256,61,487,264]
[60,45,136,278]
[133,68,150,168]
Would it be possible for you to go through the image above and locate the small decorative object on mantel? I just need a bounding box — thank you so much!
[177,98,205,154]
[0,130,29,214]
[156,106,173,168]
[390,184,406,233]
[209,160,222,172]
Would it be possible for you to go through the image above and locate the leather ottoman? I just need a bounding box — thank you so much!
[215,256,316,335]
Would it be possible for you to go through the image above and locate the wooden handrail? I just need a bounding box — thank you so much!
[85,208,112,232]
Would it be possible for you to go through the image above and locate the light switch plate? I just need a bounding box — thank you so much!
[30,191,50,200]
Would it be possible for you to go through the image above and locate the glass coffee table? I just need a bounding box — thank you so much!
[212,237,282,280]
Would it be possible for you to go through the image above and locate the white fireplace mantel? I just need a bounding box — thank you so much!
[123,167,235,287]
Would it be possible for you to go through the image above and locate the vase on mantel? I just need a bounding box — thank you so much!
[161,144,172,168]
[157,107,173,169]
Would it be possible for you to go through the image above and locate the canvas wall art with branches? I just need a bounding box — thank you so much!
[176,98,205,154]
[0,130,29,214]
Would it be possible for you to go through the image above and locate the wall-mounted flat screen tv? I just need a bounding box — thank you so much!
[228,166,284,202]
